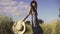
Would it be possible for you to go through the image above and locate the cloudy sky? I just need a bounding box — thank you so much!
[0,0,60,23]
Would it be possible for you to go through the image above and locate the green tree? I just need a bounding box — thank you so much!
[25,21,30,25]
[38,19,44,24]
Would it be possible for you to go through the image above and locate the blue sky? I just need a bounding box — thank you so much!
[0,0,60,23]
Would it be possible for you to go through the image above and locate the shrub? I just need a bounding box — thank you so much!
[0,15,14,34]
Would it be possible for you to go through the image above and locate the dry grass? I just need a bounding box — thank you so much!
[0,15,60,34]
[25,19,60,34]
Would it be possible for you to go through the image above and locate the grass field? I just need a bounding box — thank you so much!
[0,15,60,34]
[24,19,60,34]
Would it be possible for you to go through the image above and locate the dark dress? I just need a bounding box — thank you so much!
[30,7,43,34]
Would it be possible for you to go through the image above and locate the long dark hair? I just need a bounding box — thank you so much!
[31,0,37,9]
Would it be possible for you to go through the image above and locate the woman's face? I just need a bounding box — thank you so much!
[32,3,35,7]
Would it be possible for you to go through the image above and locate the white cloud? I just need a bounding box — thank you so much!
[0,1,29,20]
[0,0,12,2]
[0,1,18,6]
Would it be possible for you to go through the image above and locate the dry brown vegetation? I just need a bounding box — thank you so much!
[25,19,60,34]
[0,15,60,34]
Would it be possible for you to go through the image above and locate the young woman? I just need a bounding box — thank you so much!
[23,0,43,34]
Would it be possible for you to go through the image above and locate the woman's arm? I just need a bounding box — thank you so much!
[22,7,31,21]
[22,14,29,21]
